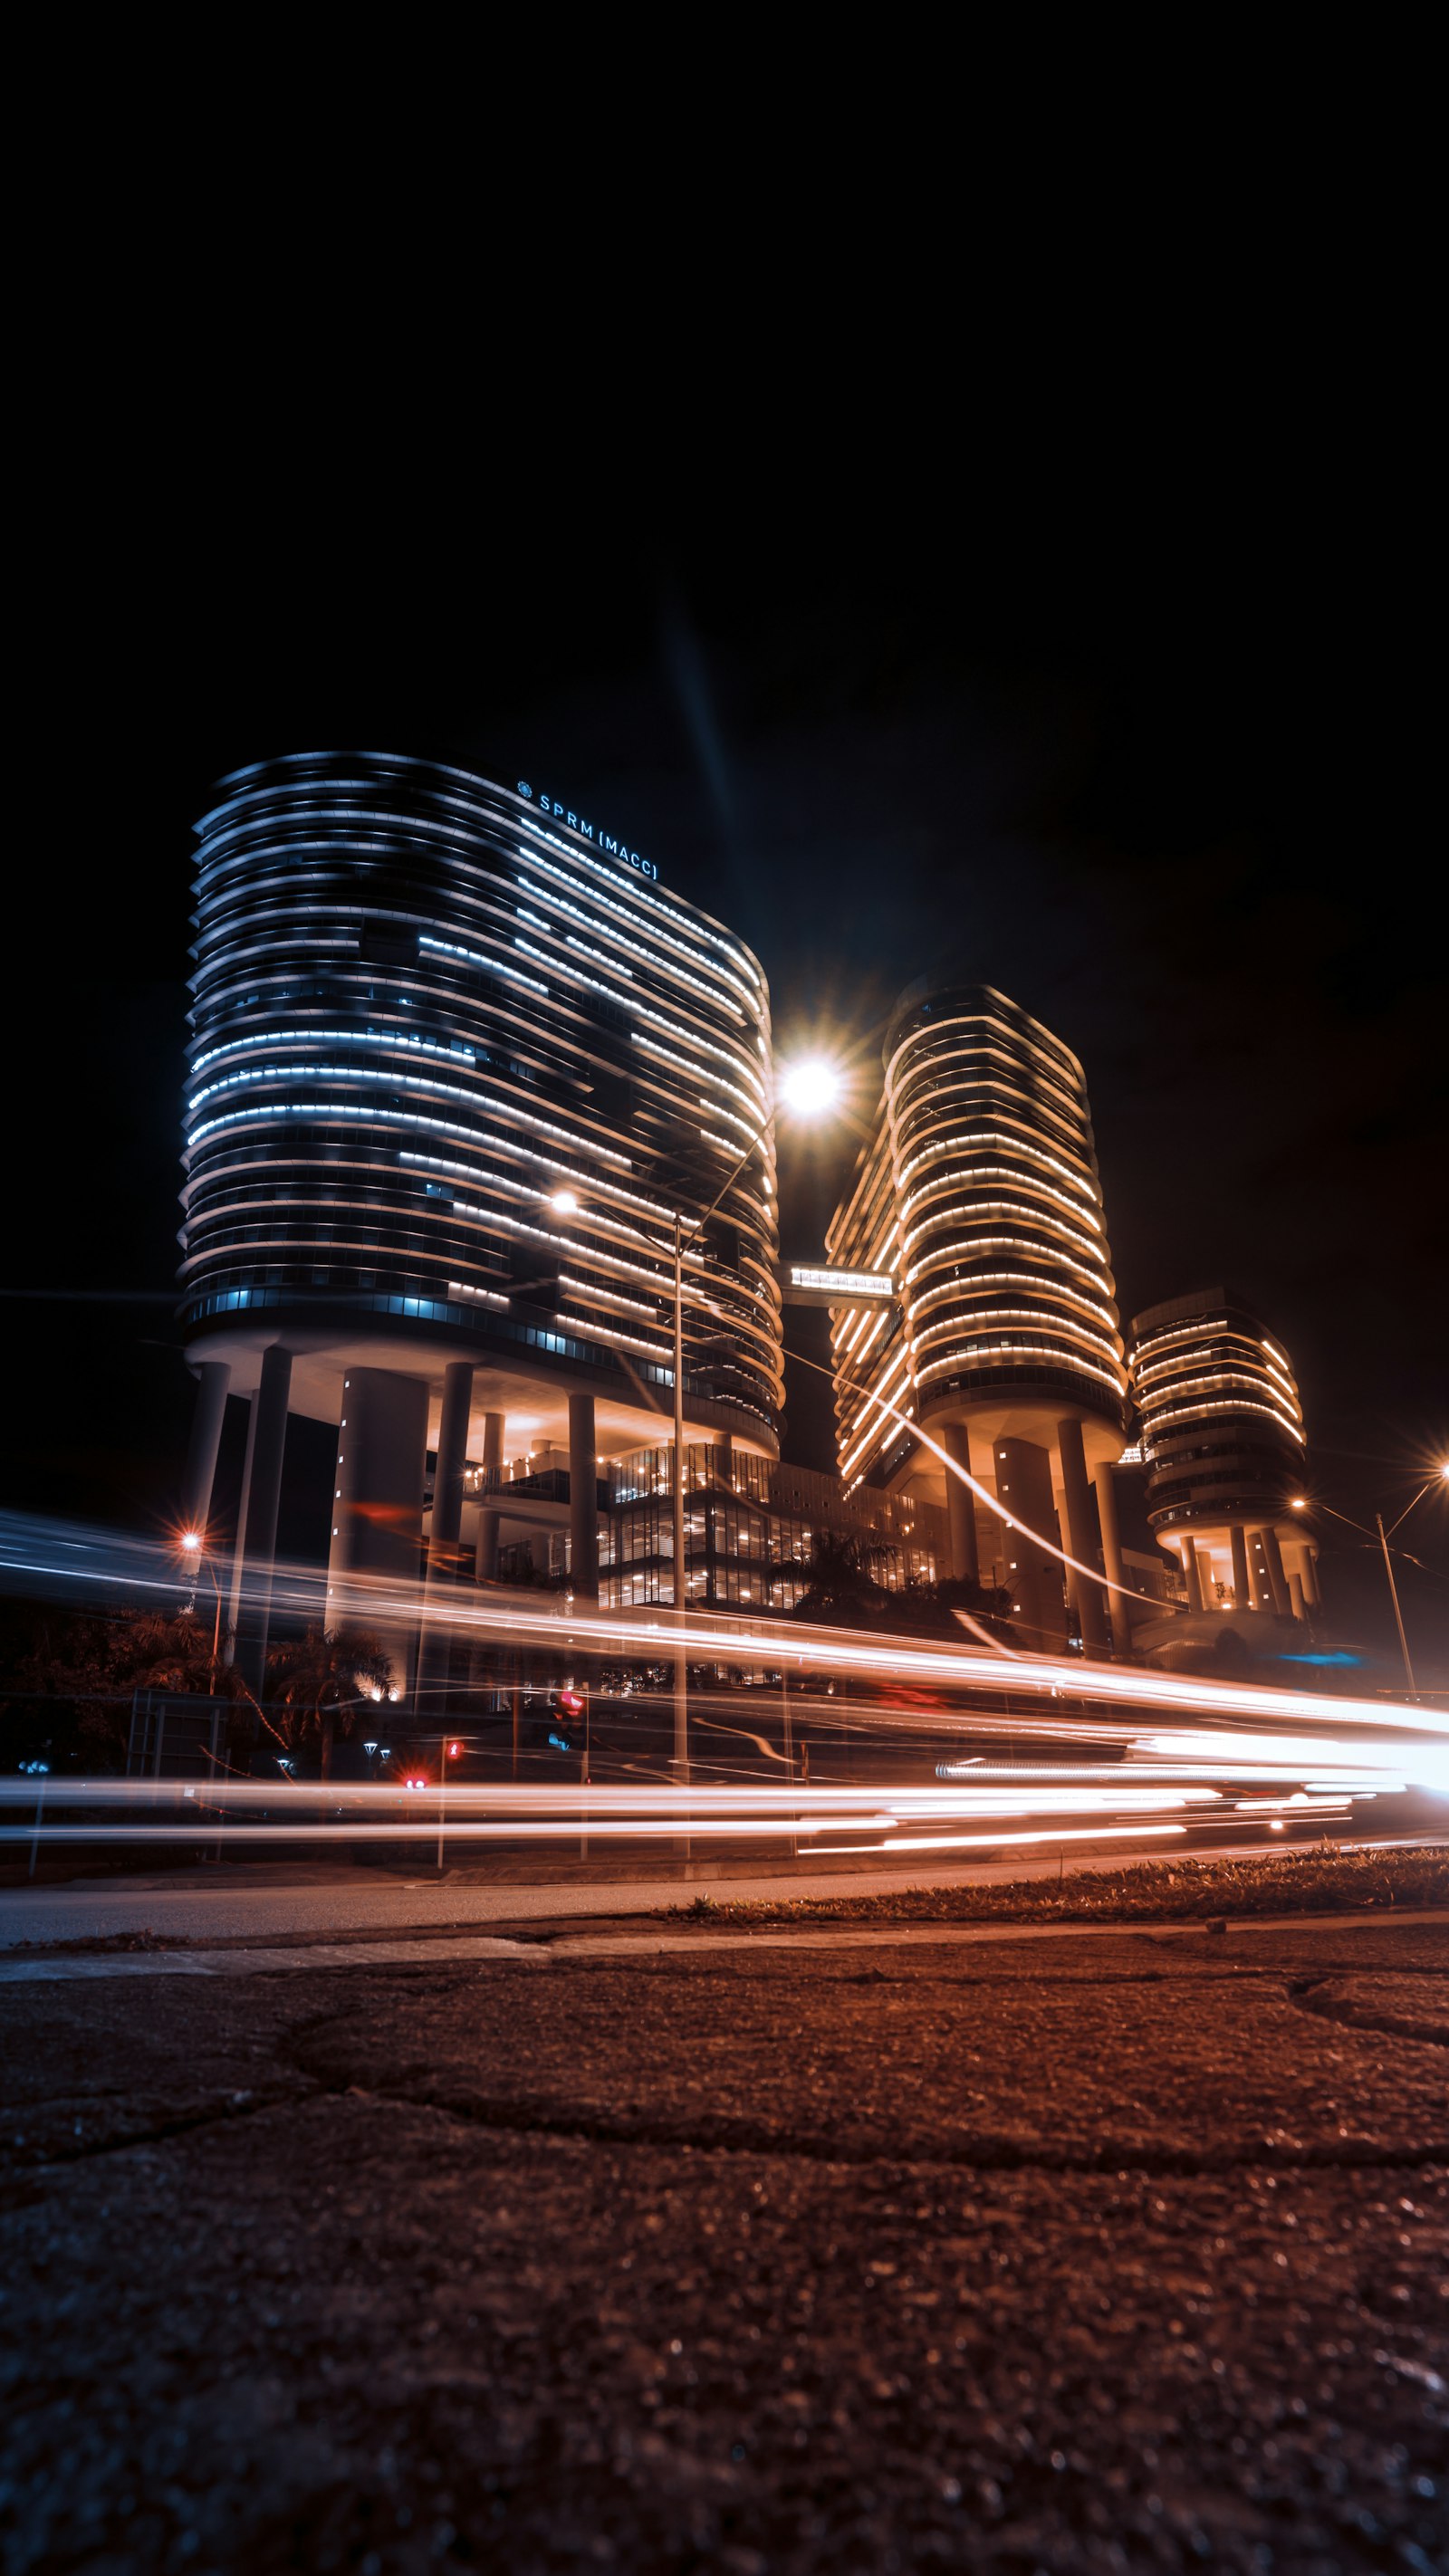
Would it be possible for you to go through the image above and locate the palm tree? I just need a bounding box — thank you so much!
[264,1627,395,1780]
[795,1534,1013,1642]
[794,1531,895,1628]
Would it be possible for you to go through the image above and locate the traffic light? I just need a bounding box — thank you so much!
[545,1686,586,1751]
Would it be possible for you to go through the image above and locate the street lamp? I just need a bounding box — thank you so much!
[659,1059,845,1815]
[1290,1465,1448,1697]
[544,1058,846,1817]
[178,1528,224,1678]
[776,1058,840,1117]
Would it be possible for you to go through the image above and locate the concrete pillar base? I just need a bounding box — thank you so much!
[419,1362,475,1709]
[1230,1523,1251,1612]
[569,1393,600,1601]
[993,1437,1068,1652]
[326,1367,429,1701]
[1056,1417,1109,1658]
[181,1360,231,1542]
[940,1422,979,1585]
[1092,1462,1133,1656]
[1261,1526,1291,1617]
[475,1412,505,1582]
[234,1346,293,1699]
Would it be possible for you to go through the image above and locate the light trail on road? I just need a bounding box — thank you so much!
[3,1509,1445,1859]
[4,1506,1445,1740]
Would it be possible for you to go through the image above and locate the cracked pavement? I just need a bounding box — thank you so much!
[2,1923,1447,2571]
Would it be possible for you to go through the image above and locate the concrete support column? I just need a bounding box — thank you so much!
[181,1360,231,1539]
[1181,1540,1205,1614]
[428,1364,474,1575]
[568,1392,600,1601]
[1247,1530,1273,1611]
[941,1422,979,1585]
[234,1346,292,1696]
[326,1367,429,1702]
[1056,1418,1109,1658]
[1195,1546,1217,1610]
[1300,1547,1320,1608]
[994,1437,1068,1652]
[224,1392,259,1661]
[714,1432,735,1492]
[1092,1462,1133,1656]
[1289,1572,1307,1621]
[1261,1526,1291,1617]
[1230,1523,1252,1612]
[475,1411,504,1581]
[418,1363,475,1712]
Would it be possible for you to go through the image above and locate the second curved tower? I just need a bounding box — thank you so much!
[828,981,1129,1653]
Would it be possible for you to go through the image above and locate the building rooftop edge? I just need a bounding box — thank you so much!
[191,752,768,988]
[1130,1288,1271,1340]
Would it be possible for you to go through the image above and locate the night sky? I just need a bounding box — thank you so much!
[9,498,1446,1676]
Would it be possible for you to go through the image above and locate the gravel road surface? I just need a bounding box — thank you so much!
[3,1921,1446,2571]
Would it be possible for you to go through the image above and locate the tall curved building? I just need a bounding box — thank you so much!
[827,981,1130,1654]
[177,752,782,1681]
[1129,1289,1319,1619]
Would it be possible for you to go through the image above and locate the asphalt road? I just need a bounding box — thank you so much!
[3,1918,1446,2571]
[0,1834,1425,1949]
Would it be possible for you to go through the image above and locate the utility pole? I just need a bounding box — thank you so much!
[1376,1511,1418,1697]
[782,1658,798,1862]
[673,1210,690,1854]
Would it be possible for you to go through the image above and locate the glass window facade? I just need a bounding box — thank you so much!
[180,753,783,1440]
[828,982,1128,1486]
[1128,1292,1307,1537]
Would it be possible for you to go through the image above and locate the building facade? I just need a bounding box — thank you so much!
[826,980,1131,1655]
[1128,1289,1319,1620]
[469,1445,946,1611]
[177,752,782,1687]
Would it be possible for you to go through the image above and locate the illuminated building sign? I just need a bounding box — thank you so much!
[516,782,658,881]
[783,1263,896,1308]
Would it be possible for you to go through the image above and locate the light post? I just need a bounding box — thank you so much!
[179,1530,224,1681]
[547,1056,845,1842]
[437,1733,461,1872]
[1291,1463,1448,1698]
[179,1529,227,1840]
[664,1060,843,1836]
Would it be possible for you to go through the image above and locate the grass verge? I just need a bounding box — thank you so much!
[670,1845,1449,1928]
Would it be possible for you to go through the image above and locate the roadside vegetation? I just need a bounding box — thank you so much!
[675,1844,1449,1928]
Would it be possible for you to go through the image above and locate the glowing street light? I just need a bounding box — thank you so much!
[1293,1468,1448,1698]
[175,1527,223,1671]
[538,1054,847,1840]
[660,1056,846,1825]
[777,1058,843,1118]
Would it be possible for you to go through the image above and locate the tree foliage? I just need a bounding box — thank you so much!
[264,1626,395,1779]
[2,1601,250,1769]
[792,1532,1012,1642]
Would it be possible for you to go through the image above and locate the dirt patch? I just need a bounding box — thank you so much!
[667,1845,1449,1930]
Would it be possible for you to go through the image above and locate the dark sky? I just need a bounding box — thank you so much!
[9,486,1446,1675]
